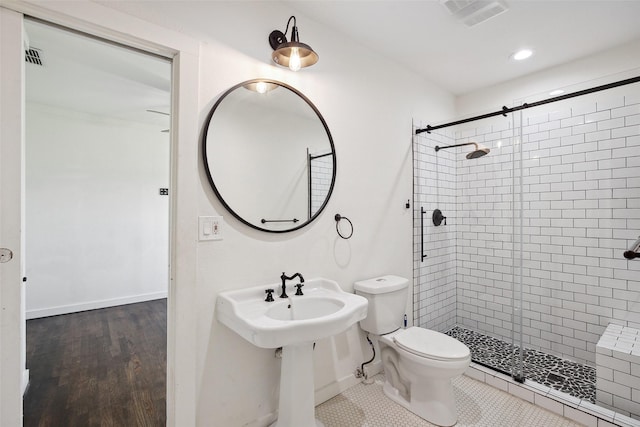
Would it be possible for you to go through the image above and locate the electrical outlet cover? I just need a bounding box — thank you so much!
[199,216,223,241]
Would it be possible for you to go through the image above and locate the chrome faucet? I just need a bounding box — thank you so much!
[280,272,304,298]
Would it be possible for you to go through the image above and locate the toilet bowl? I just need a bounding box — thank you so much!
[377,327,470,427]
[354,275,470,427]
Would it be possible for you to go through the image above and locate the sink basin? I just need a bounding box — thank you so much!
[217,278,368,426]
[266,296,344,321]
[216,278,368,349]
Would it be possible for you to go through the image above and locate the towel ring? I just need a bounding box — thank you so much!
[335,214,353,240]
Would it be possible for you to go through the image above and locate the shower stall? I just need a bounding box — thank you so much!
[413,74,640,420]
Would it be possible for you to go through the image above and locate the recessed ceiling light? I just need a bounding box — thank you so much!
[549,89,565,96]
[511,49,533,61]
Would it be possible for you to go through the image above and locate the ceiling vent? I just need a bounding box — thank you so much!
[441,0,509,27]
[25,48,43,66]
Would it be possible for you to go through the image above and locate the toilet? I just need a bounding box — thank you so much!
[354,275,470,427]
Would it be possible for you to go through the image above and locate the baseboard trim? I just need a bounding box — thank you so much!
[26,291,168,319]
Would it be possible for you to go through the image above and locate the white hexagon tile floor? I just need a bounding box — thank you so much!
[316,374,582,427]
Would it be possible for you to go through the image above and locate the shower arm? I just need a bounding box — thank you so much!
[624,236,640,260]
[434,142,478,152]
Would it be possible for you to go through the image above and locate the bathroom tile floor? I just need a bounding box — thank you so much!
[446,326,596,403]
[316,374,582,426]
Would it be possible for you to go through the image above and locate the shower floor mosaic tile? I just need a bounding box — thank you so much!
[446,326,596,403]
[315,374,582,427]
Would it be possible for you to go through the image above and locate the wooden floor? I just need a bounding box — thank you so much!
[24,299,167,427]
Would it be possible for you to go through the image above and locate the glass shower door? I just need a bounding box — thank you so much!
[510,107,525,383]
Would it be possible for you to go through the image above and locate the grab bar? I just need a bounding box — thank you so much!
[624,235,640,260]
[421,207,427,262]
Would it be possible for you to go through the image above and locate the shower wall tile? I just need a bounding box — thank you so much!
[452,82,640,367]
[573,102,598,116]
[596,324,640,420]
[597,94,625,111]
[413,129,457,333]
[414,87,640,425]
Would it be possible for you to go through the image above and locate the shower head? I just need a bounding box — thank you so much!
[435,142,490,159]
[467,145,490,159]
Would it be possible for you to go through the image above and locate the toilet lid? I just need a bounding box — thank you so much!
[393,327,470,361]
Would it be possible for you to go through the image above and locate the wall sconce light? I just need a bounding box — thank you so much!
[268,16,318,71]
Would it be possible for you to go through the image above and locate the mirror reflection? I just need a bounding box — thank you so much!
[203,79,336,232]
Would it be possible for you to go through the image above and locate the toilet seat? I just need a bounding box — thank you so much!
[393,327,470,361]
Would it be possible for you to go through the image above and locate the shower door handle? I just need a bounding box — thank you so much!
[421,207,427,262]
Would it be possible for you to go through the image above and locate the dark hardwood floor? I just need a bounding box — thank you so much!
[24,299,167,427]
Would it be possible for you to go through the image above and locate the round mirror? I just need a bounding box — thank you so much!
[203,79,336,232]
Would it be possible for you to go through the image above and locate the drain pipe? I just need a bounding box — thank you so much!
[357,334,375,382]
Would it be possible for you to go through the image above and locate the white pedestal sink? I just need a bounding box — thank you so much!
[216,278,368,427]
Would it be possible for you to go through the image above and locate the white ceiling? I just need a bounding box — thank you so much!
[24,19,171,128]
[23,0,640,123]
[285,0,640,95]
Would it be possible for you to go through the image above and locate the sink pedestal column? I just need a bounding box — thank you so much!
[271,342,324,427]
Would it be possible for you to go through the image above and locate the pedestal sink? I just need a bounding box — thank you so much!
[216,278,368,427]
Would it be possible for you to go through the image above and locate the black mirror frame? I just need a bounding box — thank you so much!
[202,79,337,233]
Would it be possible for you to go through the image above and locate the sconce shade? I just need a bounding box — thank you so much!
[269,16,318,71]
[272,41,318,70]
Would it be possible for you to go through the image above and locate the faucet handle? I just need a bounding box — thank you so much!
[295,284,304,296]
[265,289,275,302]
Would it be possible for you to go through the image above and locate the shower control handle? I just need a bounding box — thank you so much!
[432,209,446,227]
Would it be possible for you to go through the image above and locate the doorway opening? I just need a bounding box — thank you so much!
[23,18,171,425]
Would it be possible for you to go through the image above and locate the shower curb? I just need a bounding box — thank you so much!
[465,362,640,427]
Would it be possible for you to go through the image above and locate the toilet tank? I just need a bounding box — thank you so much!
[353,275,409,335]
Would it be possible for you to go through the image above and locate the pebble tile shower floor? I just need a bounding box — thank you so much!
[445,326,596,403]
[316,374,581,427]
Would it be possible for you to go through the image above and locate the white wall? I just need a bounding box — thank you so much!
[25,103,170,318]
[193,9,454,427]
[456,39,640,117]
[53,1,457,426]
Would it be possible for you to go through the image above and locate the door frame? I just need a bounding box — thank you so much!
[0,2,200,425]
[0,7,27,426]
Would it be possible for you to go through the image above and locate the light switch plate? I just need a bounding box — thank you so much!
[199,216,223,241]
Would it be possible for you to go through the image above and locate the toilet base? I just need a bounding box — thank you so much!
[383,376,459,427]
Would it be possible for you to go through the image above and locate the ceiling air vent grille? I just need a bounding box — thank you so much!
[441,0,509,27]
[25,48,43,66]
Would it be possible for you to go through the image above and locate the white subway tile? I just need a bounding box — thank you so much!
[626,114,640,126]
[573,103,597,116]
[574,123,598,135]
[561,134,586,146]
[549,109,572,121]
[612,104,640,118]
[598,377,631,399]
[597,94,625,111]
[534,394,564,415]
[587,110,612,123]
[598,117,626,131]
[564,405,598,427]
[585,129,612,142]
[613,125,640,138]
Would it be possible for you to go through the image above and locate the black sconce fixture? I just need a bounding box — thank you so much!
[269,16,318,71]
